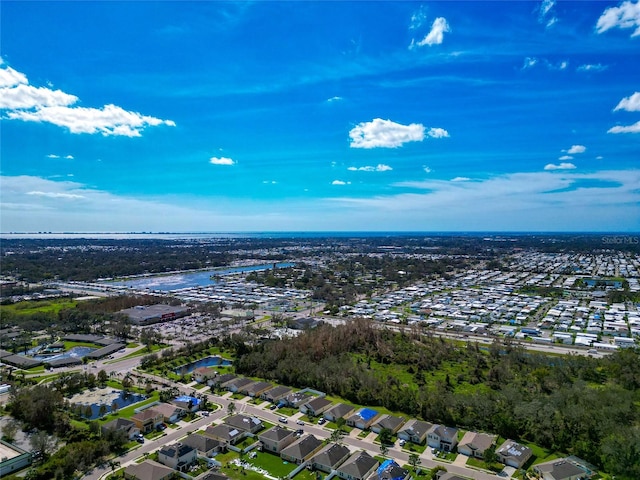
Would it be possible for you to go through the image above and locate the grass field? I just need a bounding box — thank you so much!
[0,299,77,316]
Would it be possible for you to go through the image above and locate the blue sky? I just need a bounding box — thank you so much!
[1,0,639,232]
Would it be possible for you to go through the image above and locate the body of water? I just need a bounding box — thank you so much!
[175,355,232,375]
[106,262,294,291]
[31,346,95,362]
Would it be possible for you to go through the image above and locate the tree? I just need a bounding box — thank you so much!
[98,404,108,418]
[329,428,343,444]
[483,445,498,468]
[97,369,108,386]
[111,400,119,414]
[227,402,236,416]
[408,453,421,474]
[379,427,393,446]
[429,466,446,480]
[29,430,57,459]
[2,419,19,442]
[379,443,389,457]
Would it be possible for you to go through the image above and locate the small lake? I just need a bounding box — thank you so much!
[106,262,294,292]
[175,355,232,375]
[77,390,147,420]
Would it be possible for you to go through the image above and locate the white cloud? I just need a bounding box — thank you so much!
[327,96,343,103]
[558,155,574,161]
[538,0,558,28]
[522,57,539,69]
[566,145,586,154]
[427,127,449,138]
[0,62,175,136]
[608,121,640,133]
[423,167,432,174]
[415,17,450,46]
[332,180,350,185]
[596,156,604,160]
[544,162,577,170]
[576,64,608,72]
[26,190,85,199]
[65,155,74,160]
[347,164,393,172]
[349,118,426,148]
[209,156,235,165]
[559,61,568,70]
[614,92,640,111]
[47,154,60,159]
[451,176,470,182]
[410,6,428,30]
[596,0,640,37]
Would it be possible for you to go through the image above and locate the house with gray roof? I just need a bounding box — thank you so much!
[311,443,351,473]
[336,450,379,480]
[280,434,324,464]
[203,424,244,445]
[182,432,225,457]
[397,419,432,445]
[533,458,589,480]
[284,391,313,408]
[124,459,175,480]
[427,424,459,452]
[324,403,356,422]
[101,418,140,440]
[371,415,405,434]
[300,397,333,417]
[242,381,273,398]
[258,426,296,454]
[261,385,292,403]
[457,431,497,459]
[496,439,533,469]
[225,377,255,393]
[224,414,263,434]
[158,442,197,472]
[370,459,410,480]
[213,373,238,388]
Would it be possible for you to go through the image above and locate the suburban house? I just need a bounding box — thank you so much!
[370,415,406,435]
[427,425,459,452]
[300,397,333,417]
[258,426,297,454]
[101,418,140,440]
[533,458,590,480]
[131,408,164,433]
[225,377,255,393]
[284,391,313,408]
[242,381,273,398]
[124,459,175,480]
[310,443,351,473]
[457,432,497,459]
[213,373,238,388]
[324,403,356,422]
[336,450,379,480]
[261,385,293,404]
[172,395,201,412]
[152,403,187,424]
[496,439,533,469]
[346,408,380,430]
[157,442,197,472]
[280,434,324,464]
[397,419,433,445]
[181,432,225,457]
[203,424,244,445]
[193,366,218,384]
[224,414,264,434]
[371,459,410,480]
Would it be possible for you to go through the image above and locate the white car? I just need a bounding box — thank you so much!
[279,417,288,423]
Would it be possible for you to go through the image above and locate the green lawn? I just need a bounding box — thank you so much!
[403,442,427,454]
[276,406,297,417]
[245,451,298,477]
[0,299,77,316]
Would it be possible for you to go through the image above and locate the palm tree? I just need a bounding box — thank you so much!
[227,402,236,416]
[408,453,421,475]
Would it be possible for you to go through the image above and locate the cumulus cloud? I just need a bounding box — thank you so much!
[327,96,343,103]
[349,118,427,148]
[0,62,175,136]
[576,64,608,72]
[47,154,60,159]
[451,176,471,182]
[332,180,350,185]
[427,127,449,138]
[347,164,393,172]
[523,57,569,71]
[522,57,539,70]
[596,0,640,37]
[608,121,640,133]
[544,162,577,170]
[559,155,574,161]
[566,145,586,154]
[209,156,235,165]
[65,155,74,160]
[423,167,432,174]
[414,17,450,47]
[614,92,640,111]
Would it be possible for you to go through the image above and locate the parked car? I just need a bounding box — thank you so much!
[269,404,277,410]
[279,417,288,423]
[317,418,326,425]
[399,439,405,447]
[297,420,304,425]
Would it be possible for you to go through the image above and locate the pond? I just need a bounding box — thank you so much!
[175,355,233,375]
[105,262,295,292]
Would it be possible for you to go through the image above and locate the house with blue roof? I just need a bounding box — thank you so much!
[346,408,381,430]
[372,460,410,480]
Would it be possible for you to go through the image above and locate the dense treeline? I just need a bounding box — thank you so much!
[235,319,640,478]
